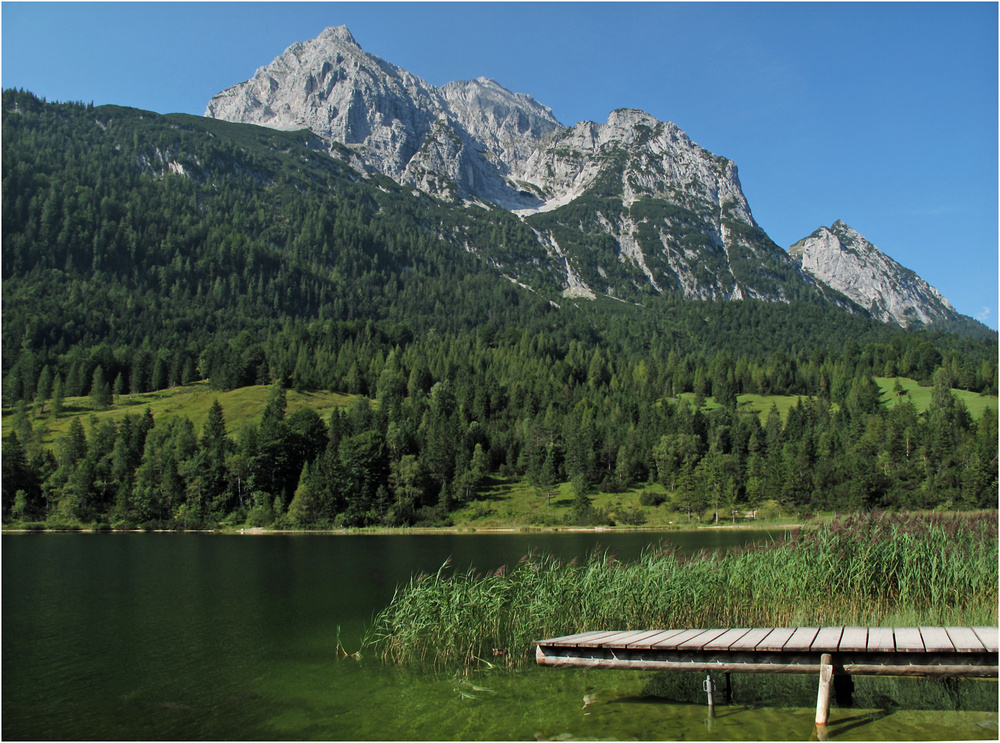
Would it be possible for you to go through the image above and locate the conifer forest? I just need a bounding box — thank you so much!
[3,90,997,530]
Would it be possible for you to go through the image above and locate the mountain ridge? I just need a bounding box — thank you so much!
[205,26,840,309]
[202,25,986,336]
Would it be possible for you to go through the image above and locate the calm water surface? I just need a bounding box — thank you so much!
[3,530,996,740]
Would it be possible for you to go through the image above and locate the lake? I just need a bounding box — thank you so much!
[3,530,996,740]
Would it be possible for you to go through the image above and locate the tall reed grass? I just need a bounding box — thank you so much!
[363,511,998,669]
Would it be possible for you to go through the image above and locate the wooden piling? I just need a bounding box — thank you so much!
[815,653,833,726]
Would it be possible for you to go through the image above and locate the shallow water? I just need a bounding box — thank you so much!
[3,531,996,740]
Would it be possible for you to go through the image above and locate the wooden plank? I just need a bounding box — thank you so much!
[653,628,708,649]
[867,627,895,652]
[728,627,774,650]
[919,626,955,653]
[622,629,680,647]
[543,630,614,647]
[679,628,728,650]
[893,627,925,652]
[973,627,999,653]
[838,626,868,652]
[590,631,648,647]
[783,627,819,651]
[626,629,686,648]
[704,628,752,651]
[945,627,985,653]
[604,630,668,648]
[536,631,601,645]
[756,627,796,651]
[576,631,641,647]
[811,626,843,652]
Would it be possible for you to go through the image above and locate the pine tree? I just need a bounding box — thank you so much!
[201,399,228,455]
[59,417,88,468]
[89,367,112,410]
[34,365,53,415]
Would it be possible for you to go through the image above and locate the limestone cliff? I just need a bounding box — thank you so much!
[789,220,958,328]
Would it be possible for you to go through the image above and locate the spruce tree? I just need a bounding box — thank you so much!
[89,367,112,410]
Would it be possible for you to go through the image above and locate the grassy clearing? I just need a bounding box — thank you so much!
[876,376,998,419]
[676,377,997,422]
[677,391,802,421]
[676,390,824,421]
[450,479,670,528]
[449,478,783,529]
[364,510,999,669]
[1,381,358,448]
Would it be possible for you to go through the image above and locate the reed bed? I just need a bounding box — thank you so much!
[363,511,998,668]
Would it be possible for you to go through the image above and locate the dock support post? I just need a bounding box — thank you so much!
[723,672,732,704]
[815,653,834,727]
[703,672,715,713]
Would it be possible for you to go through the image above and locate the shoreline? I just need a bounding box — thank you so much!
[1,522,802,536]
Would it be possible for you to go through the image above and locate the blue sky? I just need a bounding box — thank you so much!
[3,2,997,328]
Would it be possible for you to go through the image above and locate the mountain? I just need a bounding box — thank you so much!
[206,26,842,307]
[206,26,563,209]
[10,86,994,396]
[788,220,977,332]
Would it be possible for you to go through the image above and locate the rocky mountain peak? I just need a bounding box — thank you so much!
[607,108,658,130]
[315,24,359,47]
[789,221,957,328]
[205,26,755,217]
[207,27,568,207]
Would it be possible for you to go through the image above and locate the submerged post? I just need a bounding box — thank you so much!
[703,672,715,713]
[815,653,834,726]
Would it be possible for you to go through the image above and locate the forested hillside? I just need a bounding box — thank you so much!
[3,89,997,528]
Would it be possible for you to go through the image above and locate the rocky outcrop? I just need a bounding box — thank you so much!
[789,220,957,328]
[513,109,754,224]
[206,26,752,222]
[206,26,561,206]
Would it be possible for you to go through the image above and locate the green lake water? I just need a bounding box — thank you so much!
[3,530,996,740]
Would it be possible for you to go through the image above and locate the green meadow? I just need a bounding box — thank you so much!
[875,376,997,418]
[678,377,997,422]
[2,381,357,449]
[447,479,785,529]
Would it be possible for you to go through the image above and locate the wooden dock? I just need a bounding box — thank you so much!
[535,626,998,726]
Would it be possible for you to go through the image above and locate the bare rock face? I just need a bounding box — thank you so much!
[206,26,752,221]
[439,77,562,178]
[513,109,753,223]
[789,220,957,328]
[206,26,561,206]
[207,27,442,177]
